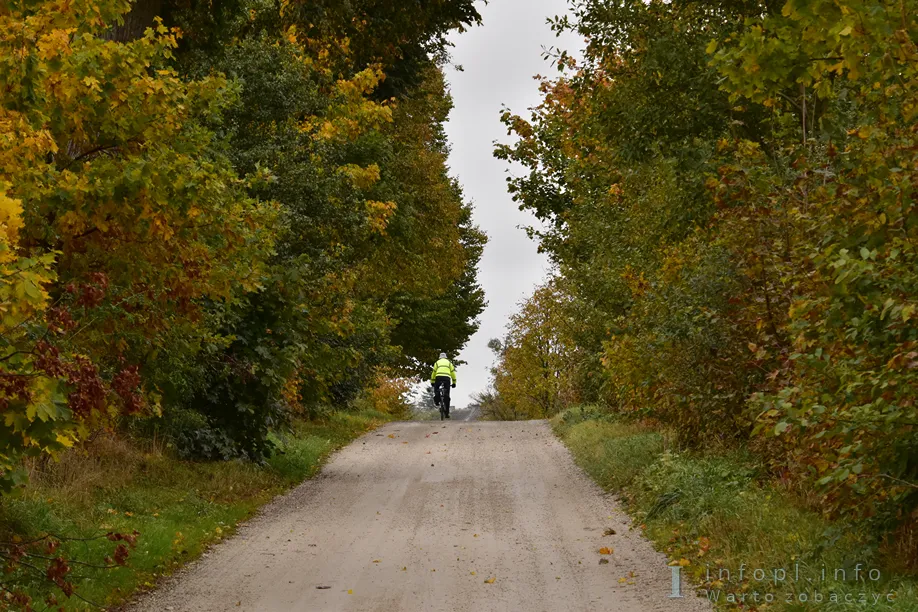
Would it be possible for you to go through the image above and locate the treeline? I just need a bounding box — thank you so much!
[0,0,485,485]
[490,0,918,535]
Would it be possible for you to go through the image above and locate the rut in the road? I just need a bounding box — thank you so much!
[130,421,709,612]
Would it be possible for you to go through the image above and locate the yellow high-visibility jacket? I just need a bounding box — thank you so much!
[430,358,456,384]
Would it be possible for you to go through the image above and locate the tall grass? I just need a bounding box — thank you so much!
[4,409,393,610]
[552,408,918,611]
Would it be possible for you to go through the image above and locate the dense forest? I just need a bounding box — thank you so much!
[487,0,918,555]
[0,1,486,604]
[1,0,486,472]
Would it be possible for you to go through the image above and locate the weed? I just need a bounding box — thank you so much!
[2,410,393,610]
[552,410,918,611]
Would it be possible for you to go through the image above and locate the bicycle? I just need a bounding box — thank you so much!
[432,380,451,420]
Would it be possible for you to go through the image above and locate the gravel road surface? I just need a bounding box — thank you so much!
[129,421,709,612]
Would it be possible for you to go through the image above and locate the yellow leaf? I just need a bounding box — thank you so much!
[347,589,353,595]
[599,547,613,555]
[484,577,496,584]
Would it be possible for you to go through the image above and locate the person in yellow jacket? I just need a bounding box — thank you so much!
[430,352,457,418]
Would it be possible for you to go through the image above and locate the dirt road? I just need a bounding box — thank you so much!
[131,421,708,612]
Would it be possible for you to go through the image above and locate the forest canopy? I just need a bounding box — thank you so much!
[491,0,918,531]
[0,0,486,480]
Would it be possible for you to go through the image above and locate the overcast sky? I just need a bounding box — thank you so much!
[440,0,582,407]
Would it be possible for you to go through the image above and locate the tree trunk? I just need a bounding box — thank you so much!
[102,0,164,42]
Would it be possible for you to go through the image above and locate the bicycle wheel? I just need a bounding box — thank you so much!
[439,406,446,421]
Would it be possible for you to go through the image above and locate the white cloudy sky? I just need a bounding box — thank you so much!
[440,0,583,406]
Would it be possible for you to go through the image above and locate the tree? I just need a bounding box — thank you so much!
[0,0,274,484]
[488,280,581,419]
[495,0,918,525]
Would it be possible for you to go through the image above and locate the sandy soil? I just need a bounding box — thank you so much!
[128,421,710,612]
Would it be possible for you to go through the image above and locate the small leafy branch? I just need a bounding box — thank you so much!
[0,530,138,611]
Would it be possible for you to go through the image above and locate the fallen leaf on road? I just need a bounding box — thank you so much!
[373,559,380,563]
[347,589,353,594]
[603,528,616,536]
[619,577,627,584]
[484,577,496,584]
[402,567,407,571]
[387,434,396,439]
[599,547,613,555]
[402,441,408,444]
[599,559,609,565]
[470,571,476,575]
[316,586,331,590]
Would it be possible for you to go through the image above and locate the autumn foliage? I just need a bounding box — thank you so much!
[495,0,918,534]
[1,0,485,604]
[0,4,485,491]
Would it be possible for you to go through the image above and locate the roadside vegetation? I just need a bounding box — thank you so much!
[0,1,483,608]
[553,407,918,610]
[481,0,918,609]
[6,409,395,610]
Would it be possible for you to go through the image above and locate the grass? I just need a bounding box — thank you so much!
[552,407,918,611]
[2,409,394,611]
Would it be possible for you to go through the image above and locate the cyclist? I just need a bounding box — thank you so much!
[430,352,457,418]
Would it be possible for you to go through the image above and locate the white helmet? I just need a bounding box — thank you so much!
[439,352,447,359]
